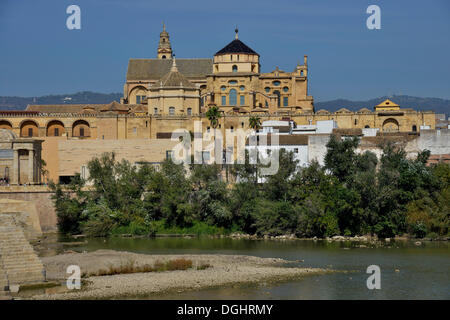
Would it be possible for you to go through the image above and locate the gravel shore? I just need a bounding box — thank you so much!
[33,250,331,299]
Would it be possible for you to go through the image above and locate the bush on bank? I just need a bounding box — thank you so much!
[49,136,450,239]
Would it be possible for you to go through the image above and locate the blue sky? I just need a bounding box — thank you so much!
[0,0,449,101]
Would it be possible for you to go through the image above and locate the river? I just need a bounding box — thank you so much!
[55,237,449,299]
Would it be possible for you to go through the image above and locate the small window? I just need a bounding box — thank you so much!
[169,107,175,115]
[207,127,210,133]
[228,80,237,85]
[136,96,141,104]
[240,95,245,105]
[239,85,245,91]
[221,86,226,91]
[187,108,192,115]
[294,148,299,154]
[300,70,304,76]
[354,119,358,125]
[133,127,137,134]
[265,87,270,93]
[283,86,289,92]
[365,125,370,128]
[283,97,288,106]
[222,96,226,105]
[232,65,238,72]
[80,128,84,137]
[28,128,33,137]
[412,125,417,132]
[154,108,158,115]
[166,150,173,160]
[272,81,281,86]
[241,122,244,127]
[162,55,166,59]
[202,151,210,162]
[266,149,271,155]
[54,128,59,136]
[230,126,234,132]
[145,121,148,127]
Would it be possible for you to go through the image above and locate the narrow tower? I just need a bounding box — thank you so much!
[157,23,173,59]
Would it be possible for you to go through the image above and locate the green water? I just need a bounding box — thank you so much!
[59,237,450,300]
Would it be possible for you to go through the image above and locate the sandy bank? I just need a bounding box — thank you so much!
[33,250,331,299]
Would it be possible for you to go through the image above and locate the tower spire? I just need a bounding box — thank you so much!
[157,23,172,59]
[235,27,239,40]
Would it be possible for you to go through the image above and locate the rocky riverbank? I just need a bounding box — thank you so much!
[31,250,332,300]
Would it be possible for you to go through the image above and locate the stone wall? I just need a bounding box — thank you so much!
[0,186,56,232]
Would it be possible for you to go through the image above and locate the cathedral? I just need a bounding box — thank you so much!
[0,25,437,183]
[122,25,314,115]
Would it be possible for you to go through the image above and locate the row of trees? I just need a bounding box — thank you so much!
[50,135,449,239]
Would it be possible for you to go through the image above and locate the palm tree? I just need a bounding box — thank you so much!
[248,116,261,184]
[206,106,222,164]
[249,116,261,131]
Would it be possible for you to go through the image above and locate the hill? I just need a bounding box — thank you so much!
[315,95,449,115]
[0,91,122,110]
[0,92,448,115]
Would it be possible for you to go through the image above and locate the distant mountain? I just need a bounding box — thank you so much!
[315,95,449,115]
[0,92,448,116]
[0,91,122,110]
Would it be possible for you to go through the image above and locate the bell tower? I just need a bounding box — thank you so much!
[157,23,173,59]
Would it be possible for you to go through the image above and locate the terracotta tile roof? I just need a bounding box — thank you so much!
[126,58,212,81]
[26,104,105,113]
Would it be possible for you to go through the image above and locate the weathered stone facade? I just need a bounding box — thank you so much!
[0,27,437,182]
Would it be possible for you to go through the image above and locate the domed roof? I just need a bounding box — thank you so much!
[215,30,258,56]
[151,59,196,89]
[0,129,17,141]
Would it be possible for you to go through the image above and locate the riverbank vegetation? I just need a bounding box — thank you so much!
[50,136,449,239]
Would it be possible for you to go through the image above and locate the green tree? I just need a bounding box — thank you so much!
[206,106,222,164]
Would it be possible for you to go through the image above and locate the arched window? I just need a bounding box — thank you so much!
[20,120,39,137]
[229,89,237,106]
[265,87,270,93]
[46,120,65,136]
[162,55,166,59]
[187,108,192,115]
[232,65,238,72]
[365,125,370,128]
[283,87,289,92]
[169,107,175,115]
[72,120,90,138]
[412,125,417,132]
[0,120,12,130]
[272,81,281,86]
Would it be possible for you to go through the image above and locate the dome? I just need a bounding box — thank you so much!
[0,129,17,141]
[150,59,196,89]
[215,30,258,56]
